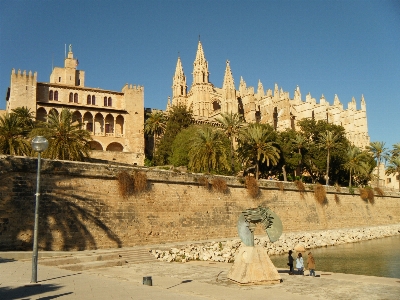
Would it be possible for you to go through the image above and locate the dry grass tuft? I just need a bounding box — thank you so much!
[212,178,229,194]
[314,183,327,205]
[275,181,284,192]
[133,171,148,193]
[359,187,374,203]
[334,194,340,204]
[198,176,210,190]
[359,188,369,201]
[374,187,384,197]
[246,176,259,198]
[294,180,306,193]
[117,171,134,197]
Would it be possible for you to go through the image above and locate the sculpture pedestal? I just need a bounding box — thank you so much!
[227,246,281,285]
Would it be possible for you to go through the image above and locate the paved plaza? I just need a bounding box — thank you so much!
[1,254,400,300]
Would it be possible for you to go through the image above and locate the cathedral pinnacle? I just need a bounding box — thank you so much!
[223,60,234,90]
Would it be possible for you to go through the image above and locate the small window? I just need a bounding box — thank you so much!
[92,95,96,105]
[49,90,53,100]
[74,93,78,103]
[59,77,61,82]
[104,96,107,106]
[387,178,391,183]
[78,79,80,86]
[108,97,112,107]
[87,95,91,105]
[69,93,73,102]
[396,175,399,181]
[54,91,58,101]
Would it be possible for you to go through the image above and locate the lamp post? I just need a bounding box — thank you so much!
[30,136,48,284]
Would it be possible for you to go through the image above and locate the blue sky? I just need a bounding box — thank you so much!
[1,0,399,148]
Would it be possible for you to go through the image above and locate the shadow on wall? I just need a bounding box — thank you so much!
[0,170,122,251]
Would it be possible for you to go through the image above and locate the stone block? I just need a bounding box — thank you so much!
[227,246,281,285]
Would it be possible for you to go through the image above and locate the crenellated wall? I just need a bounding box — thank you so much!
[0,156,399,251]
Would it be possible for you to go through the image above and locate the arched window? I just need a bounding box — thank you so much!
[54,91,58,101]
[104,96,107,106]
[312,110,315,120]
[108,97,112,107]
[87,95,91,105]
[92,95,96,105]
[69,93,73,102]
[49,90,53,100]
[74,93,78,103]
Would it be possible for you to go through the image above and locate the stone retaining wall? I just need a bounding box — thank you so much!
[0,156,399,251]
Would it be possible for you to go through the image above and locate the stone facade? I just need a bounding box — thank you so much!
[169,41,370,149]
[4,45,145,165]
[1,156,399,251]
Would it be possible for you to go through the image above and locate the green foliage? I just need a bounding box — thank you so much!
[343,145,371,187]
[30,108,92,161]
[297,119,349,185]
[215,112,244,174]
[154,104,193,165]
[188,125,231,174]
[170,125,199,167]
[368,141,388,187]
[0,112,31,156]
[237,123,280,180]
[144,110,166,159]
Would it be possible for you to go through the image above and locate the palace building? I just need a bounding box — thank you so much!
[168,41,370,149]
[4,45,145,165]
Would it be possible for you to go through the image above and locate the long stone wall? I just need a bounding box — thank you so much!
[0,155,399,251]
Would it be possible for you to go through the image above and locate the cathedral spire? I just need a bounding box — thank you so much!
[192,40,209,84]
[172,56,187,99]
[222,60,234,90]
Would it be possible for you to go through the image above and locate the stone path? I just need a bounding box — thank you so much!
[1,257,399,299]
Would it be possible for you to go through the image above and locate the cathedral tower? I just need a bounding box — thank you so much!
[192,40,209,85]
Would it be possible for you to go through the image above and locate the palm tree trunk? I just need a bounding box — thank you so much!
[349,170,352,188]
[282,165,287,182]
[377,156,380,188]
[256,163,259,180]
[326,150,330,186]
[153,132,156,158]
[230,137,234,175]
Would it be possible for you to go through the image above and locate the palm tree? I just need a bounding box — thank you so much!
[368,141,388,187]
[188,126,230,173]
[237,124,280,180]
[0,113,31,156]
[386,157,400,191]
[391,143,400,158]
[343,145,369,187]
[11,106,35,131]
[144,111,166,157]
[291,133,306,177]
[215,112,243,174]
[319,130,340,186]
[31,108,92,161]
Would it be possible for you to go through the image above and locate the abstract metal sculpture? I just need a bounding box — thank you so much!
[237,206,283,246]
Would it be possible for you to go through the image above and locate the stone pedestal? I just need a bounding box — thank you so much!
[227,246,281,285]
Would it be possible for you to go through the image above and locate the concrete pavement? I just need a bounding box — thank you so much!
[1,256,400,300]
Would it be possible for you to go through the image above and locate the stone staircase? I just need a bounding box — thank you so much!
[38,248,158,271]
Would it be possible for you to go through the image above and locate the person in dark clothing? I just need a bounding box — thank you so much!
[288,250,294,275]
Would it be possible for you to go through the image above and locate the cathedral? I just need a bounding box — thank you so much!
[168,41,370,149]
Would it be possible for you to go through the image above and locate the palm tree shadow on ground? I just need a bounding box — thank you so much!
[1,172,122,251]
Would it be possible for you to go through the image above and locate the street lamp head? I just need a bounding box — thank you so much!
[31,136,49,153]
